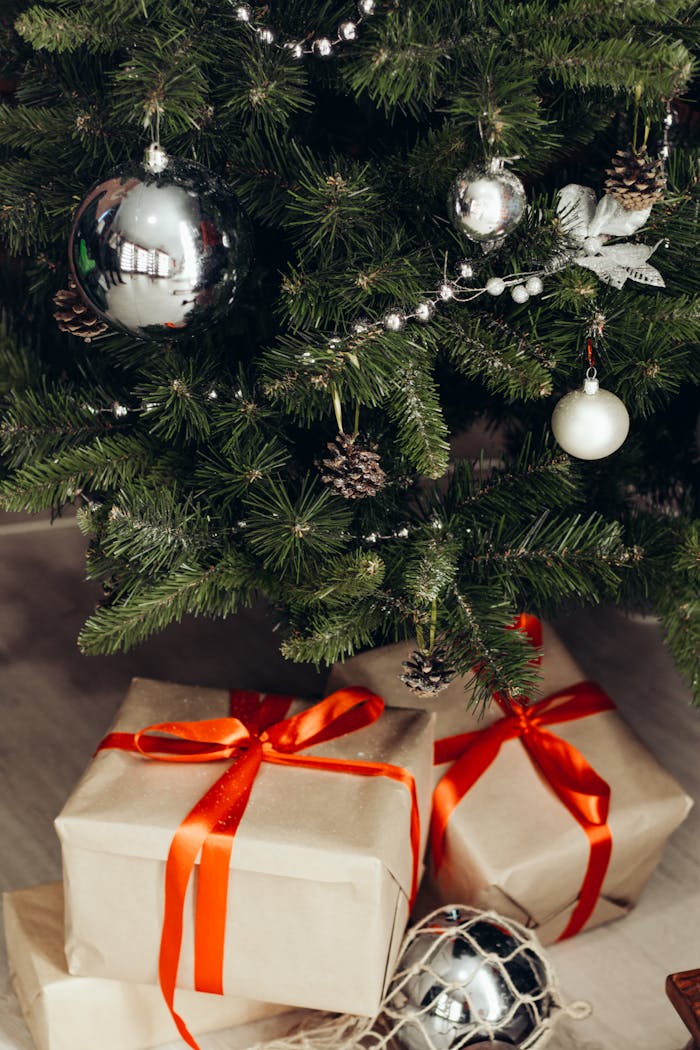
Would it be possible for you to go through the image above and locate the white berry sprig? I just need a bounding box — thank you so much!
[350,254,563,341]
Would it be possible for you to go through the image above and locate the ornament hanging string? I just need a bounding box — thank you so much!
[551,329,630,460]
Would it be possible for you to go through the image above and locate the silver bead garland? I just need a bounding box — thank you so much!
[231,0,376,59]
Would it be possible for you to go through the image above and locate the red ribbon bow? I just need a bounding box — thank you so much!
[98,686,421,1049]
[431,614,614,941]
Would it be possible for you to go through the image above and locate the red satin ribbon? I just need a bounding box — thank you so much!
[98,686,421,1050]
[431,614,615,942]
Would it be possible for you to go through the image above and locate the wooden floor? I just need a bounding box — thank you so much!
[0,515,698,1050]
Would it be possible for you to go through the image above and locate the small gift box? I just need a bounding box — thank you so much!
[55,679,434,1039]
[327,618,692,944]
[2,882,295,1050]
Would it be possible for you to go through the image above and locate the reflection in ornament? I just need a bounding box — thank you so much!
[68,153,252,341]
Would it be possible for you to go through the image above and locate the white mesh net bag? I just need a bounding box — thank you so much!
[250,906,590,1050]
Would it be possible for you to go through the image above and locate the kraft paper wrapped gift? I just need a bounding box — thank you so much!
[2,882,296,1050]
[55,678,434,1017]
[327,621,693,944]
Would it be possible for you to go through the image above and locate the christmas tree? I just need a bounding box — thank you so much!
[0,0,698,708]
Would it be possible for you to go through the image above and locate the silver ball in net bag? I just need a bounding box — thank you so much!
[448,160,526,244]
[68,150,252,341]
[387,906,552,1050]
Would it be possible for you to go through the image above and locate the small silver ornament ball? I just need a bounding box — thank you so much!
[448,160,527,243]
[313,37,333,57]
[339,20,358,40]
[552,374,630,460]
[388,906,551,1050]
[485,277,505,296]
[358,0,376,13]
[415,301,436,323]
[384,310,406,332]
[68,154,252,341]
[511,283,529,304]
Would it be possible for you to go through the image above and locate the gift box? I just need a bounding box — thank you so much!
[2,882,296,1050]
[55,679,434,1022]
[327,619,693,944]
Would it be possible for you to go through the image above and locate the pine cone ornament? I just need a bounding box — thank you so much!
[319,433,386,500]
[400,648,456,697]
[604,144,667,211]
[53,279,109,341]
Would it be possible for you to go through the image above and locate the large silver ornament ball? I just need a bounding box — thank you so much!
[552,375,630,460]
[448,162,526,243]
[69,155,252,341]
[389,906,551,1050]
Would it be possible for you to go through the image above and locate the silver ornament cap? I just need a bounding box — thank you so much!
[552,374,630,459]
[448,158,526,243]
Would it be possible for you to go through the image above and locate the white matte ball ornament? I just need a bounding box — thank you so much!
[511,283,529,303]
[448,158,527,243]
[525,275,544,296]
[485,277,506,296]
[552,373,630,460]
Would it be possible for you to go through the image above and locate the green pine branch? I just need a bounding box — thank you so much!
[0,387,119,466]
[16,6,119,53]
[243,476,352,579]
[464,509,628,611]
[289,549,386,608]
[657,519,700,704]
[281,599,388,666]
[78,554,255,655]
[0,434,158,512]
[92,487,219,578]
[386,358,450,479]
[443,587,545,709]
